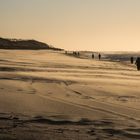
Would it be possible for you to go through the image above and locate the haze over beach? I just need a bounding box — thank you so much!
[1,0,140,51]
[0,0,140,140]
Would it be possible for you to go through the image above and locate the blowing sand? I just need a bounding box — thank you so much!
[0,50,140,140]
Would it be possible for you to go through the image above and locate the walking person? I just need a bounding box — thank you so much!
[77,52,80,56]
[135,57,140,70]
[98,53,101,60]
[130,57,134,64]
[92,53,94,59]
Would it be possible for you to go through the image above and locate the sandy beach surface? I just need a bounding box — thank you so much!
[0,50,140,140]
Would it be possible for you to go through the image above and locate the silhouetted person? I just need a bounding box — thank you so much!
[130,57,134,64]
[98,53,101,60]
[135,57,140,70]
[77,52,80,56]
[92,53,94,59]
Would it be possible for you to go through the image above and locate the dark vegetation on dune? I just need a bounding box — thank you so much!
[0,37,63,50]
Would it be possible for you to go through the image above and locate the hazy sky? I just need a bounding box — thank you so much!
[1,0,140,51]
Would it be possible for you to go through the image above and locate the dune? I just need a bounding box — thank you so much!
[0,50,140,140]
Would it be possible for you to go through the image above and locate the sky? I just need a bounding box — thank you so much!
[0,0,140,51]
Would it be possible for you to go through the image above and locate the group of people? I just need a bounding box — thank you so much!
[131,57,140,71]
[73,51,80,56]
[92,53,101,60]
[65,51,101,60]
[73,52,102,60]
[65,51,140,71]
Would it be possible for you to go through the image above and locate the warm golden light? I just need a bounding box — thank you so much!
[0,0,140,51]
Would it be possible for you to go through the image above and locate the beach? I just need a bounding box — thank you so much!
[0,50,140,140]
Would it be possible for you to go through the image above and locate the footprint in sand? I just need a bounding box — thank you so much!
[66,94,70,97]
[17,89,23,92]
[117,96,138,102]
[87,128,96,136]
